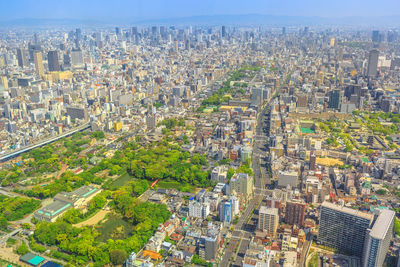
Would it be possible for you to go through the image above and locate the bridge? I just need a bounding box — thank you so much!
[0,123,91,162]
[0,228,21,244]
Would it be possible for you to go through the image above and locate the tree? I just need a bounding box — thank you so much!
[110,249,127,265]
[16,242,29,255]
[376,189,387,195]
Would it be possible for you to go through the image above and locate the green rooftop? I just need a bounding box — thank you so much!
[300,127,315,134]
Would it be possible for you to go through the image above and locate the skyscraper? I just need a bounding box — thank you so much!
[285,201,306,226]
[258,206,279,237]
[362,210,395,267]
[34,32,40,45]
[75,28,82,41]
[221,26,226,38]
[70,49,84,67]
[372,30,380,42]
[34,51,44,77]
[17,48,27,68]
[318,202,373,258]
[367,49,379,77]
[115,27,121,35]
[132,27,138,36]
[328,89,342,110]
[48,50,60,72]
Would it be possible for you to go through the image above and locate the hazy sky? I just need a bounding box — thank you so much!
[1,0,400,21]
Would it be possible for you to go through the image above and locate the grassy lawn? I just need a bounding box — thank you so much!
[111,172,133,188]
[6,238,17,247]
[308,253,318,267]
[96,214,133,242]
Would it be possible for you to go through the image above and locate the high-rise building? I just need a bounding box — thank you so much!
[70,49,84,67]
[296,94,308,107]
[285,201,306,226]
[372,30,380,43]
[318,202,373,258]
[189,200,210,219]
[48,50,60,72]
[362,210,395,267]
[33,51,44,77]
[34,32,40,44]
[66,106,88,120]
[367,49,379,77]
[115,27,121,35]
[151,26,158,36]
[282,27,286,35]
[258,206,279,237]
[230,173,253,197]
[328,89,342,110]
[310,152,316,170]
[222,26,226,37]
[17,48,27,68]
[224,201,232,224]
[75,28,82,41]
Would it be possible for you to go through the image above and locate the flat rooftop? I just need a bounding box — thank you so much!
[36,200,71,218]
[369,209,395,240]
[321,202,373,221]
[259,206,279,215]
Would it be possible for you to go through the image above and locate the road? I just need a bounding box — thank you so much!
[299,233,313,267]
[219,91,274,267]
[219,60,302,266]
[0,122,90,162]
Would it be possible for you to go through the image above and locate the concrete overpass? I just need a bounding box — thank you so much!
[0,123,91,162]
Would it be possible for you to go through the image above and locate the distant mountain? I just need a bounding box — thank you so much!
[1,14,400,28]
[134,14,400,27]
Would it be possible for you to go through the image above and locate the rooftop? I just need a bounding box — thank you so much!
[369,209,395,240]
[321,202,373,221]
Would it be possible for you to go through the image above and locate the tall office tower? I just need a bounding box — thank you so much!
[151,26,158,36]
[362,210,395,267]
[309,151,316,170]
[285,201,306,226]
[258,206,279,237]
[47,51,60,72]
[17,48,27,68]
[367,49,379,77]
[132,27,138,36]
[224,201,232,224]
[372,30,380,42]
[328,89,342,109]
[221,26,226,37]
[70,49,84,67]
[115,27,121,35]
[185,39,190,51]
[34,32,40,44]
[318,202,373,258]
[282,27,286,35]
[387,31,398,43]
[160,26,166,37]
[76,28,82,41]
[174,40,179,52]
[33,51,44,77]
